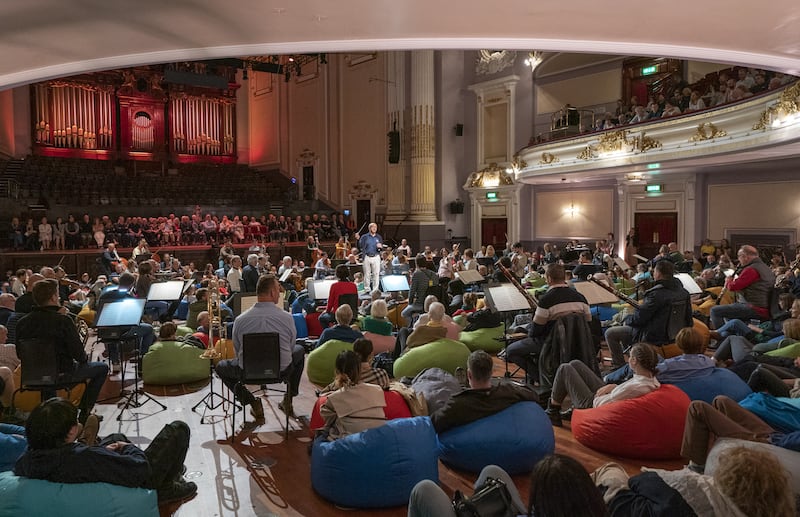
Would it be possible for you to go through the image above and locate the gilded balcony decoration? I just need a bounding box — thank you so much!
[466,163,515,188]
[753,82,800,130]
[539,152,560,165]
[575,130,661,160]
[632,131,662,152]
[510,155,528,171]
[689,122,728,142]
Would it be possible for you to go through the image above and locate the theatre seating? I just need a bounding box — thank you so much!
[392,338,471,379]
[571,384,690,460]
[311,416,438,508]
[0,471,158,517]
[437,401,555,474]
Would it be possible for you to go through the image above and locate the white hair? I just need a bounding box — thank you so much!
[428,302,445,322]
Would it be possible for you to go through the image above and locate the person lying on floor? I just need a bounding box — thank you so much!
[14,397,197,505]
[318,350,386,441]
[546,344,659,426]
[430,350,538,434]
[603,326,715,384]
[408,453,609,517]
[713,316,800,364]
[594,445,794,516]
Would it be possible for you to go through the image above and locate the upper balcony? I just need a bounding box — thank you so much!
[516,81,800,184]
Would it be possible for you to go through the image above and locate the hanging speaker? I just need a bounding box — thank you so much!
[388,130,400,164]
[455,124,464,137]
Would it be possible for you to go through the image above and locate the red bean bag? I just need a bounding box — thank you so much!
[308,389,412,436]
[305,312,324,338]
[571,384,690,460]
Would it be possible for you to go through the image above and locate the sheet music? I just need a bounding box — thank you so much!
[485,285,532,313]
[455,270,485,284]
[573,281,620,305]
[279,269,293,283]
[675,273,702,295]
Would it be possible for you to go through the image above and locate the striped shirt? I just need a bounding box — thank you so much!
[530,284,591,338]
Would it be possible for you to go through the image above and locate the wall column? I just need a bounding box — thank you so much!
[385,51,407,221]
[409,50,437,221]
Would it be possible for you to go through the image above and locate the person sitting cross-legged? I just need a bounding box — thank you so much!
[546,343,660,426]
[13,397,197,505]
[430,350,538,434]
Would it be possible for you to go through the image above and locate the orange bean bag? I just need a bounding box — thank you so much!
[308,389,412,436]
[571,384,690,460]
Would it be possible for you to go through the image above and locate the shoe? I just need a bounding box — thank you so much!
[454,367,468,387]
[157,480,198,505]
[709,330,722,341]
[110,362,121,375]
[545,403,563,427]
[559,407,574,422]
[250,399,265,421]
[79,414,100,446]
[278,394,294,417]
[687,462,705,474]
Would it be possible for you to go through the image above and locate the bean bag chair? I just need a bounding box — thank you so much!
[362,331,396,354]
[0,424,26,472]
[438,401,555,474]
[667,368,752,403]
[175,325,193,337]
[306,339,354,386]
[458,325,505,353]
[393,339,471,379]
[0,471,158,517]
[305,312,324,338]
[572,384,691,459]
[141,340,210,385]
[739,392,800,433]
[175,299,189,320]
[705,438,800,494]
[767,342,800,358]
[311,416,439,508]
[293,313,309,339]
[362,317,393,336]
[308,389,412,435]
[591,305,620,322]
[11,367,86,413]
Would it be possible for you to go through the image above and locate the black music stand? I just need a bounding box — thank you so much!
[484,284,535,378]
[191,349,242,424]
[95,297,166,420]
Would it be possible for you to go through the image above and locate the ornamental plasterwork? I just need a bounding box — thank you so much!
[349,180,377,198]
[576,130,662,160]
[539,152,560,165]
[475,50,517,76]
[296,148,317,167]
[689,122,728,142]
[753,81,800,130]
[465,163,515,188]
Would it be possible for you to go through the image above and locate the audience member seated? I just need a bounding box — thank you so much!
[547,344,659,426]
[14,398,197,505]
[318,338,390,394]
[397,302,450,356]
[16,279,108,424]
[316,350,386,441]
[317,305,362,348]
[141,323,210,385]
[431,350,538,434]
[319,265,358,328]
[361,299,392,336]
[408,454,608,517]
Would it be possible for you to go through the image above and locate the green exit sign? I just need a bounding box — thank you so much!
[486,192,498,200]
[642,66,657,76]
[646,184,663,193]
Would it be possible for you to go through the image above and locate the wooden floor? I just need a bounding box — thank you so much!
[85,336,684,517]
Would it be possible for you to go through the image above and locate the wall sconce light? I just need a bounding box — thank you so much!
[563,202,579,217]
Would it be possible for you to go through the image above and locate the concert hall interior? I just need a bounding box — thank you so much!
[1,1,800,516]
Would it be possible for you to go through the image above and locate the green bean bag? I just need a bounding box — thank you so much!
[393,338,471,379]
[766,341,800,359]
[307,339,354,386]
[176,325,194,337]
[459,325,505,353]
[0,471,158,517]
[142,340,210,385]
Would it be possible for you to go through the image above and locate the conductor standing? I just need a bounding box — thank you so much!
[359,223,384,292]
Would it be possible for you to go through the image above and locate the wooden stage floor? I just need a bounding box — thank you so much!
[85,337,684,517]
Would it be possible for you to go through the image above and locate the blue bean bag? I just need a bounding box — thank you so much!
[739,392,800,433]
[311,416,439,508]
[293,313,309,339]
[437,401,555,474]
[0,471,158,517]
[175,299,189,320]
[667,368,752,403]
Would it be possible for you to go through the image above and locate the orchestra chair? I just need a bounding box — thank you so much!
[10,338,87,413]
[232,332,289,438]
[337,293,359,324]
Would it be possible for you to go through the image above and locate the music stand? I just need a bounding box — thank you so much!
[484,284,535,378]
[134,253,152,263]
[232,292,259,316]
[455,269,485,286]
[95,298,166,420]
[309,279,337,301]
[381,275,410,293]
[675,273,702,295]
[146,280,185,302]
[477,257,495,269]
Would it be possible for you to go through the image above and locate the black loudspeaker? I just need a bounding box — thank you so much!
[449,200,464,214]
[388,130,400,164]
[455,124,464,136]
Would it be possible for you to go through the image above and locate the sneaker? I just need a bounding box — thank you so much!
[250,399,265,421]
[454,367,468,387]
[545,403,563,427]
[559,407,574,422]
[278,394,294,417]
[157,480,198,505]
[79,414,100,446]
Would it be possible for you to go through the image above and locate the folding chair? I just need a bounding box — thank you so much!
[233,332,289,437]
[11,337,86,411]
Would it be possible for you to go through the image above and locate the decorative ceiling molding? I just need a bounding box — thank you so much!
[475,50,517,76]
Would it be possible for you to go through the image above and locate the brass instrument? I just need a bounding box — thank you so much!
[200,277,226,359]
[588,274,640,309]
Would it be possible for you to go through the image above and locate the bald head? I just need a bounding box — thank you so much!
[0,293,15,310]
[27,274,44,290]
[39,267,55,279]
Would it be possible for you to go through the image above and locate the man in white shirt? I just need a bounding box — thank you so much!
[226,255,242,294]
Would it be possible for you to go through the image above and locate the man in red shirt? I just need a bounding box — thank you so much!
[710,245,775,329]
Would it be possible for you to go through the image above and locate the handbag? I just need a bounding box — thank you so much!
[452,477,517,517]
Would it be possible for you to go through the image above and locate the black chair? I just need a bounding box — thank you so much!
[337,293,359,324]
[11,337,86,411]
[232,332,289,437]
